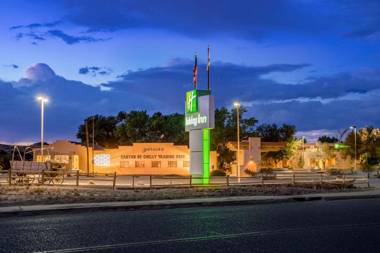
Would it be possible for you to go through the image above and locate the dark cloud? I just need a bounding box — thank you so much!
[344,28,378,39]
[47,30,106,44]
[9,20,61,30]
[62,0,333,39]
[61,0,380,41]
[4,64,19,69]
[10,20,107,45]
[108,60,380,131]
[336,1,380,40]
[79,66,112,76]
[1,61,379,143]
[15,32,46,42]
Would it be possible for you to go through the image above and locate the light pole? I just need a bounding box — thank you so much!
[36,96,48,161]
[350,126,357,171]
[233,101,241,182]
[302,136,305,169]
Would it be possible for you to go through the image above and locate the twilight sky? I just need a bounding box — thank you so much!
[0,0,379,144]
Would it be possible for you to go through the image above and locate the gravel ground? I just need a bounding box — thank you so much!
[0,184,368,207]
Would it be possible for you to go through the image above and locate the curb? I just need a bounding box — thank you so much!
[1,192,380,217]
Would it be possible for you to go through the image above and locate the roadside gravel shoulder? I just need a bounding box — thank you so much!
[1,185,379,216]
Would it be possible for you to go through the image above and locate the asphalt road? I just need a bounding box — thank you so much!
[1,199,380,253]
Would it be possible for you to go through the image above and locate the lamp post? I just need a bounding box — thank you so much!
[233,101,241,183]
[36,96,48,161]
[302,136,305,169]
[350,126,357,171]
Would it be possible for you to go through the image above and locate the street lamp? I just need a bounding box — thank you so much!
[350,125,357,171]
[36,96,48,161]
[302,136,305,169]
[233,101,241,182]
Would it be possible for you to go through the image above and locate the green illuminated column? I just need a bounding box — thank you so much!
[202,128,211,184]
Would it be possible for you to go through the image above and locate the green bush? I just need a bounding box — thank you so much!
[210,169,226,176]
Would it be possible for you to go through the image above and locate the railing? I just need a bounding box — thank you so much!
[0,169,370,189]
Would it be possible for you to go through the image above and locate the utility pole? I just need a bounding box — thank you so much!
[85,120,90,176]
[92,116,95,175]
[234,101,241,183]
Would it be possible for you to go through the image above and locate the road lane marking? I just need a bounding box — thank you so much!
[34,222,380,253]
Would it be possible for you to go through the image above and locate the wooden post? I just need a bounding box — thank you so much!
[292,172,296,185]
[149,175,152,189]
[41,170,45,185]
[261,174,264,187]
[8,168,12,186]
[132,175,135,189]
[320,173,323,187]
[367,172,370,188]
[112,172,117,190]
[76,170,79,186]
[189,175,192,187]
[226,175,230,186]
[343,175,346,189]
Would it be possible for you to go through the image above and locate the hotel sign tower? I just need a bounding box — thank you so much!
[185,49,215,184]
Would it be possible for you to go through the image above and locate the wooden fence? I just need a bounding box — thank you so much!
[0,169,370,190]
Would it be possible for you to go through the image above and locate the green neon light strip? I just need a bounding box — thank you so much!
[202,128,210,184]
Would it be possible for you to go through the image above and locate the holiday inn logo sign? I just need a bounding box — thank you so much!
[185,89,214,131]
[185,113,208,128]
[186,90,198,113]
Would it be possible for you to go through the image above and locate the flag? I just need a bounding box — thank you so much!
[207,46,210,71]
[193,54,198,88]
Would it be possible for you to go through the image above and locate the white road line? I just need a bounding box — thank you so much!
[34,222,380,253]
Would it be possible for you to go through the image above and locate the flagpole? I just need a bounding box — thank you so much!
[207,46,210,92]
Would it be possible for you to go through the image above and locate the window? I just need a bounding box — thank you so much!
[53,155,69,164]
[135,161,145,168]
[120,161,130,168]
[168,161,177,168]
[94,154,111,167]
[151,161,161,168]
[183,161,190,168]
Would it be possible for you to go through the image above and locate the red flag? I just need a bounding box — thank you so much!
[193,54,198,89]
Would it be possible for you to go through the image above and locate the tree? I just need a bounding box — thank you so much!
[77,115,119,148]
[254,123,296,142]
[318,135,339,143]
[116,110,150,144]
[77,111,189,147]
[0,150,10,170]
[344,127,380,170]
[211,106,257,172]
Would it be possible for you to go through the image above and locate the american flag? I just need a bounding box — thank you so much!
[207,46,210,71]
[193,54,198,89]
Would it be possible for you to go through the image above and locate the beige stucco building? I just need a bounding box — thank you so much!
[34,140,217,175]
[33,140,93,171]
[34,138,352,176]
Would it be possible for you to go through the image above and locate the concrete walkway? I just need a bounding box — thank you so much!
[1,188,380,216]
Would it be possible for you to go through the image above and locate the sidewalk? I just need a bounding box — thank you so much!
[1,188,380,216]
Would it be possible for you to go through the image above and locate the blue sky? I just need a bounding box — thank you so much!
[0,0,379,143]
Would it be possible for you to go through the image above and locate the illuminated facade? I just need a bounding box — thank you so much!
[33,140,217,175]
[93,143,192,175]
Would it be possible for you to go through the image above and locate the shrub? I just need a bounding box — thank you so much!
[244,169,257,177]
[259,168,274,175]
[210,169,226,176]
